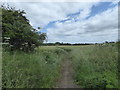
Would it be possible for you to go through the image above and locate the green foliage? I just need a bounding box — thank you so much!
[2,47,67,88]
[2,44,118,88]
[70,43,118,89]
[1,5,46,52]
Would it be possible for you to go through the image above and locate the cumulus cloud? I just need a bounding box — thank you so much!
[5,2,99,27]
[47,4,118,43]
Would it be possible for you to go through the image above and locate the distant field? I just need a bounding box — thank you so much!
[40,45,93,48]
[2,43,119,88]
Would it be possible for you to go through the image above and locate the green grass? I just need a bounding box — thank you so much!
[2,47,67,88]
[2,43,119,88]
[0,44,2,89]
[69,44,118,88]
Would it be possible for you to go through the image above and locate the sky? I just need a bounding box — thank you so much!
[1,0,119,43]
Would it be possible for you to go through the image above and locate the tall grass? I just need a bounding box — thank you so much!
[2,47,67,88]
[0,44,2,89]
[2,43,119,88]
[70,44,118,88]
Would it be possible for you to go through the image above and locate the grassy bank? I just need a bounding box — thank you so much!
[69,44,118,88]
[2,43,118,88]
[2,47,67,88]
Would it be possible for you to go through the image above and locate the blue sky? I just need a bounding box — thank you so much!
[40,2,117,33]
[3,1,119,43]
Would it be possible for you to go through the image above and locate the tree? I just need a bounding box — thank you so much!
[55,42,60,45]
[1,5,46,52]
[105,41,108,43]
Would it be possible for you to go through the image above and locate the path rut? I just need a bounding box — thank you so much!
[55,57,79,88]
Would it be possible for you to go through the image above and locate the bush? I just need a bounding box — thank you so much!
[1,5,46,52]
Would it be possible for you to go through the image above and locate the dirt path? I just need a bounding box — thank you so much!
[55,57,79,88]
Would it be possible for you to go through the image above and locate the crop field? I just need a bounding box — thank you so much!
[2,43,119,88]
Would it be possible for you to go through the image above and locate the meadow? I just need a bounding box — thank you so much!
[2,47,68,88]
[70,44,118,88]
[2,43,119,88]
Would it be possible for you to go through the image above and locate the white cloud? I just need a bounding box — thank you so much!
[1,0,119,2]
[4,2,99,27]
[47,5,118,43]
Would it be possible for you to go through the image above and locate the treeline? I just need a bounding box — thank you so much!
[42,41,116,46]
[1,5,46,52]
[42,42,94,46]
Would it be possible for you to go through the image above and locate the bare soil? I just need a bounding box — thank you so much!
[55,57,79,88]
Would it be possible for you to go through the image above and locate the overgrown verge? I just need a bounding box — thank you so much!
[71,44,118,89]
[2,47,67,88]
